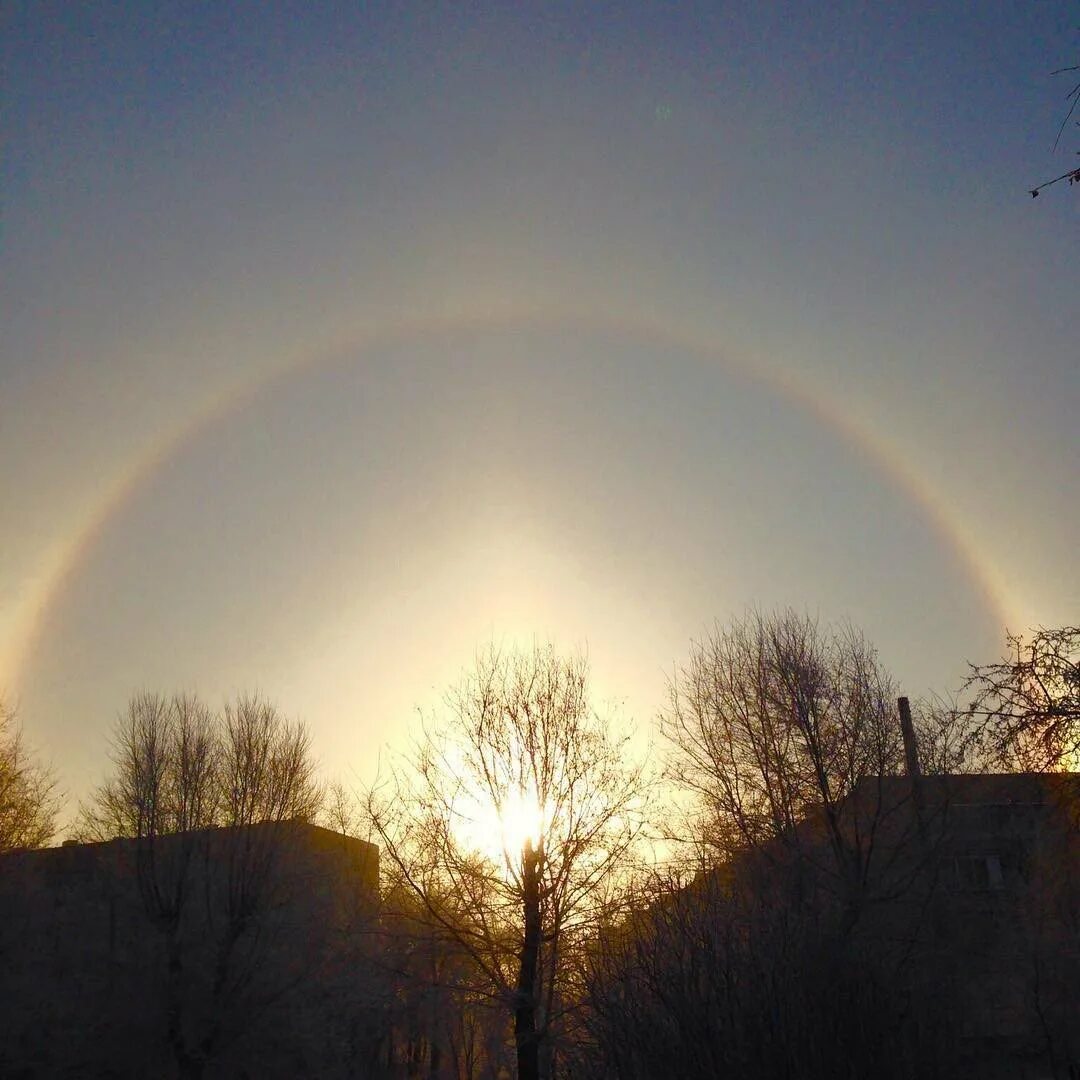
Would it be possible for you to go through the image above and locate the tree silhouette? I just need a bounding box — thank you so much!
[0,698,58,854]
[1030,62,1080,196]
[80,692,325,1079]
[660,610,937,933]
[963,626,1080,770]
[368,644,652,1080]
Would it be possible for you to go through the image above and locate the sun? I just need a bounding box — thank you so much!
[497,786,548,857]
[456,783,551,869]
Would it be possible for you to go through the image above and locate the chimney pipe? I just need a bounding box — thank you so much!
[898,696,927,850]
[898,696,921,779]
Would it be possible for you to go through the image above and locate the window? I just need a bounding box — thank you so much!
[950,854,1005,891]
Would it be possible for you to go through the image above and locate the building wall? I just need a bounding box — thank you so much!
[843,775,1080,1079]
[0,824,384,1078]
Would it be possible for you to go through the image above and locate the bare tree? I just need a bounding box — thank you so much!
[1030,61,1080,197]
[660,610,936,932]
[80,692,325,1079]
[376,883,515,1080]
[80,693,219,1074]
[907,693,984,775]
[368,643,652,1080]
[0,698,59,853]
[662,611,903,843]
[576,860,968,1080]
[322,779,364,840]
[962,626,1080,771]
[577,612,977,1078]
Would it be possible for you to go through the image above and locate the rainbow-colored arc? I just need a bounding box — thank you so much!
[1,305,1018,693]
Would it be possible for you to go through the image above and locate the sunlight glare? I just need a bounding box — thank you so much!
[454,781,553,869]
[498,785,548,857]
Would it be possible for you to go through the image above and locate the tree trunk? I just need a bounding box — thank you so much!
[165,932,203,1080]
[514,840,542,1080]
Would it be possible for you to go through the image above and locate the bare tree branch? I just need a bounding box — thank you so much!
[367,642,653,1080]
[0,698,60,853]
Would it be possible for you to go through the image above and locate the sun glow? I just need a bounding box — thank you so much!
[456,783,552,869]
[497,786,549,858]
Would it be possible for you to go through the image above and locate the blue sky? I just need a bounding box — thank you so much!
[2,2,1077,813]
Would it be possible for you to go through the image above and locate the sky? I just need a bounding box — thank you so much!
[2,2,1077,819]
